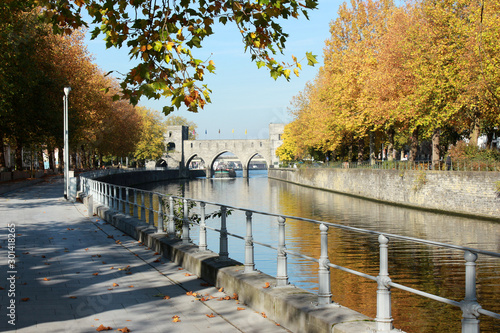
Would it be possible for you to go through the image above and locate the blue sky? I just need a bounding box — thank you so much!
[84,1,341,140]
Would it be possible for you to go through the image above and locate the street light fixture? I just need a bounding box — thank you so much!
[63,86,71,199]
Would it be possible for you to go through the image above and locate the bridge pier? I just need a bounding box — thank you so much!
[206,168,212,178]
[242,167,249,178]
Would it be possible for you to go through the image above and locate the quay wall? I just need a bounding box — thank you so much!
[97,169,205,187]
[269,168,500,220]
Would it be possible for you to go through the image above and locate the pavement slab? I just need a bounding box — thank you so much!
[0,179,291,333]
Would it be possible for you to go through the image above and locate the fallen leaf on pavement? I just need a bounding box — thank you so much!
[172,315,181,322]
[163,296,171,300]
[218,287,224,292]
[237,307,245,311]
[21,298,29,302]
[117,328,131,332]
[261,312,267,318]
[43,278,50,281]
[113,283,119,287]
[206,313,215,318]
[263,282,270,288]
[96,324,112,331]
[92,272,99,276]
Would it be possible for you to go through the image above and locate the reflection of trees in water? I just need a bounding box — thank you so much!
[274,180,499,333]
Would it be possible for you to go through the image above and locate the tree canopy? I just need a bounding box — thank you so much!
[278,0,500,165]
[23,0,320,114]
[0,8,142,169]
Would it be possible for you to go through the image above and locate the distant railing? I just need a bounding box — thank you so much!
[79,173,500,333]
[282,159,500,171]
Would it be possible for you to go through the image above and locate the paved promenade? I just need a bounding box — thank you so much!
[0,178,289,333]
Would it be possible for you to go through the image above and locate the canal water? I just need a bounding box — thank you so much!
[135,170,500,333]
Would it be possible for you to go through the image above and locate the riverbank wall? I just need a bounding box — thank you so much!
[269,168,500,220]
[96,169,205,187]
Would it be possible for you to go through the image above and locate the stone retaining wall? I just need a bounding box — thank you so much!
[97,169,205,186]
[269,168,500,220]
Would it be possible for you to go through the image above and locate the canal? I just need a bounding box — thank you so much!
[135,170,500,333]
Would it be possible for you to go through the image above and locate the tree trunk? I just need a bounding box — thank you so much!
[0,134,5,170]
[469,116,480,147]
[48,145,54,170]
[37,148,43,170]
[357,137,364,163]
[58,147,63,172]
[409,127,419,163]
[369,131,375,165]
[387,128,395,161]
[432,128,440,170]
[15,143,23,170]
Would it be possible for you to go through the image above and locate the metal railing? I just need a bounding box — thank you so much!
[283,159,500,171]
[79,173,500,333]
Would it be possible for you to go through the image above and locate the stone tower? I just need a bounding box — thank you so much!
[161,125,189,169]
[268,123,285,167]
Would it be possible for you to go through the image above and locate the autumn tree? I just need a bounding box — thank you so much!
[280,0,500,165]
[134,107,167,164]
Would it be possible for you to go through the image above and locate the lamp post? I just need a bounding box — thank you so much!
[63,87,71,199]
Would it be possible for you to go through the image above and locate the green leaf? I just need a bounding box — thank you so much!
[162,106,174,115]
[256,61,266,69]
[306,52,318,66]
[270,69,280,80]
[153,41,163,51]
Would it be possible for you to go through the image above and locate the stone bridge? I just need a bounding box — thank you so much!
[156,124,284,178]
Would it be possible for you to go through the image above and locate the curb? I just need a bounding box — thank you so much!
[93,203,377,333]
[0,178,46,196]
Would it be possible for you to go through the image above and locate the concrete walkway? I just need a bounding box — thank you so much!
[0,178,290,333]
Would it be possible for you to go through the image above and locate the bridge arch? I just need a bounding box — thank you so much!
[155,159,168,168]
[166,124,284,177]
[207,150,244,177]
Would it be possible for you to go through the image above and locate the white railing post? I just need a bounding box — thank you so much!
[118,186,123,212]
[133,189,138,218]
[199,202,207,251]
[140,191,145,222]
[99,182,103,204]
[276,216,288,286]
[157,195,164,233]
[168,196,175,235]
[318,223,331,305]
[376,234,393,332]
[219,206,228,260]
[125,188,130,215]
[244,211,255,273]
[149,192,154,226]
[461,251,481,333]
[182,199,190,244]
[113,185,117,210]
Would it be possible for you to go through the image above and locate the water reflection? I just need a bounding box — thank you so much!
[135,170,499,333]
